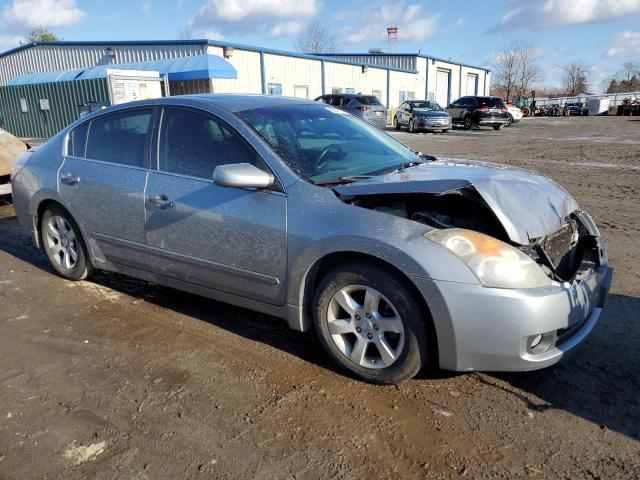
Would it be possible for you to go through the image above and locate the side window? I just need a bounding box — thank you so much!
[86,110,151,167]
[68,121,89,157]
[467,97,478,107]
[316,96,329,104]
[328,96,342,107]
[341,97,352,106]
[158,108,259,180]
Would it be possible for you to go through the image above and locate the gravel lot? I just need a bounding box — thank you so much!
[0,116,638,479]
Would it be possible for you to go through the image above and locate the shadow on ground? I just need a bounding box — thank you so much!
[489,292,640,442]
[1,212,638,442]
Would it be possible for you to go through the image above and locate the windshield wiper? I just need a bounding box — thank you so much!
[314,175,375,185]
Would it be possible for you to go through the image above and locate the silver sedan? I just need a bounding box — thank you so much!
[11,95,612,384]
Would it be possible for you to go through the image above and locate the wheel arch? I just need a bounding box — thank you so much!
[298,250,439,368]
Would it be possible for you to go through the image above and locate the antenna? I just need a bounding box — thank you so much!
[387,25,398,52]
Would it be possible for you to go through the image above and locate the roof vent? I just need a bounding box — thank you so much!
[223,46,234,58]
[105,46,115,57]
[368,48,384,54]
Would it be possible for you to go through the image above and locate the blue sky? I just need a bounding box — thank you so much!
[1,0,640,92]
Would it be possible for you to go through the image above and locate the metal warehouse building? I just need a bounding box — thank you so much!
[0,39,490,138]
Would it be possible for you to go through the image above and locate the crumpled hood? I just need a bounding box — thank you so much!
[334,158,579,245]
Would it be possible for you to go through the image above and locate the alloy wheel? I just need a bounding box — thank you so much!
[326,285,405,369]
[45,215,79,270]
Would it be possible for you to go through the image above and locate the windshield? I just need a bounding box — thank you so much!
[237,104,419,184]
[411,101,442,111]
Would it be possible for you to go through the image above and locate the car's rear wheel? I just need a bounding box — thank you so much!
[493,124,504,130]
[313,263,429,384]
[41,204,93,281]
[463,115,472,130]
[408,118,416,133]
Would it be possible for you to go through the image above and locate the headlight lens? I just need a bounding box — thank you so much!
[425,228,552,289]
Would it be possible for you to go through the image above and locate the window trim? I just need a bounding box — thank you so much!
[153,105,283,192]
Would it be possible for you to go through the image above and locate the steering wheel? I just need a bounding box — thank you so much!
[316,144,345,173]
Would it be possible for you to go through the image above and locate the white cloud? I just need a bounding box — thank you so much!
[268,21,305,38]
[140,1,152,15]
[2,0,85,32]
[606,30,640,57]
[492,0,640,31]
[0,34,22,53]
[336,1,440,45]
[190,0,319,38]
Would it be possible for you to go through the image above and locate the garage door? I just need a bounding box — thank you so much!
[436,69,450,107]
[466,74,478,96]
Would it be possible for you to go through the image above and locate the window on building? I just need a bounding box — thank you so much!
[158,108,259,180]
[407,92,415,100]
[371,90,383,100]
[86,109,151,167]
[399,91,407,103]
[345,87,355,94]
[268,83,282,96]
[68,121,89,157]
[332,87,344,94]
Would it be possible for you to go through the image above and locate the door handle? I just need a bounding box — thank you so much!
[148,194,174,209]
[60,172,80,185]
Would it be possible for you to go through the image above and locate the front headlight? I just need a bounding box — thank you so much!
[425,228,552,289]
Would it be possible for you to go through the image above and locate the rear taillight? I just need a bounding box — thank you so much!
[475,106,489,113]
[357,106,369,112]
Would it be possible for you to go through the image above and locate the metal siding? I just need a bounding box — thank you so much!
[0,78,108,138]
[0,43,206,85]
[327,55,416,71]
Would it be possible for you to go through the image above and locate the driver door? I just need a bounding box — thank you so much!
[144,107,287,305]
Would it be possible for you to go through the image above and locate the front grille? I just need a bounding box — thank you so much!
[539,223,576,269]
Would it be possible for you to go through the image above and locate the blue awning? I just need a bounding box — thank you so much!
[7,54,237,85]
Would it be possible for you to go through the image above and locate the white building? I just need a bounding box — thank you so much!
[0,39,490,109]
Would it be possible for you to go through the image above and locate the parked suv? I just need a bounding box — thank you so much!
[446,96,509,130]
[315,93,387,129]
[394,100,452,133]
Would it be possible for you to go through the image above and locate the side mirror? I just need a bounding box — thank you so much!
[213,163,274,189]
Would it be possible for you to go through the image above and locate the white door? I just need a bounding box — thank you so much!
[466,74,478,96]
[436,69,450,107]
[294,85,309,99]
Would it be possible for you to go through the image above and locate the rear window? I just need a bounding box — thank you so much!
[477,97,506,108]
[357,96,382,106]
[86,109,151,167]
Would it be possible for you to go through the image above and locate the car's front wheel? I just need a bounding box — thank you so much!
[408,118,417,133]
[41,204,93,281]
[507,114,513,126]
[463,115,473,130]
[394,115,401,130]
[313,263,429,384]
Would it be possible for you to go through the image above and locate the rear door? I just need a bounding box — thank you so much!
[144,107,287,305]
[59,108,152,269]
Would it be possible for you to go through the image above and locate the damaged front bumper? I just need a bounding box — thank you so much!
[411,262,613,372]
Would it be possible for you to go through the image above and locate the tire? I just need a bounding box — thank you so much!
[394,115,401,130]
[313,262,430,384]
[493,125,504,130]
[506,114,513,126]
[41,204,93,281]
[441,129,449,134]
[463,115,472,130]
[408,118,416,133]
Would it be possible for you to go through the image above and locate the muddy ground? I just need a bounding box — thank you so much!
[0,116,638,479]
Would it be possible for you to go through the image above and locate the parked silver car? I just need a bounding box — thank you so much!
[11,95,612,384]
[394,100,452,133]
[315,93,387,129]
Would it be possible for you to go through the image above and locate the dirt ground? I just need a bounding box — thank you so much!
[0,116,638,480]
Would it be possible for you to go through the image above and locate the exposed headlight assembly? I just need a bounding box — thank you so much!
[425,228,553,289]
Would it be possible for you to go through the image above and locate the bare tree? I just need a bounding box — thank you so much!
[294,21,339,54]
[605,62,640,93]
[563,61,589,95]
[178,27,194,40]
[493,40,540,102]
[21,26,60,44]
